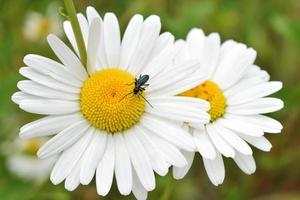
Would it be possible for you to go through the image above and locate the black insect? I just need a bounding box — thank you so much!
[120,74,153,107]
[133,74,150,94]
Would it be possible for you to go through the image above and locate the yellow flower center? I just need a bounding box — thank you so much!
[23,139,42,156]
[80,68,146,133]
[37,18,52,37]
[180,80,226,122]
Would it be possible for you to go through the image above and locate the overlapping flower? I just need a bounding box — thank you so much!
[172,28,283,185]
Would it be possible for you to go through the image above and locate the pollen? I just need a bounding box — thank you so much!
[80,68,146,133]
[180,80,226,122]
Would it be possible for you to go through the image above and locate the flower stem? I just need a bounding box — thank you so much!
[63,0,87,67]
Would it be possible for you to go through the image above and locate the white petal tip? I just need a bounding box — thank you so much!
[11,94,20,105]
[47,34,56,41]
[19,132,28,139]
[65,183,79,192]
[97,189,109,197]
[50,176,62,185]
[212,182,223,187]
[79,173,94,186]
[173,173,185,180]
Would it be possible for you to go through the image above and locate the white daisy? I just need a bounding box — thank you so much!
[23,3,62,41]
[12,7,210,199]
[172,28,284,186]
[6,138,55,182]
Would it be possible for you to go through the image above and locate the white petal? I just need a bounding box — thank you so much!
[127,15,161,74]
[148,96,210,110]
[11,92,37,104]
[17,80,79,101]
[153,70,206,97]
[47,34,88,80]
[103,13,121,67]
[147,59,200,93]
[65,160,82,191]
[199,33,221,78]
[63,14,89,55]
[124,129,155,191]
[142,44,180,79]
[224,76,270,97]
[119,14,143,70]
[96,134,115,196]
[213,45,256,90]
[186,29,221,79]
[77,13,89,46]
[141,114,194,151]
[214,122,253,155]
[203,152,225,186]
[226,97,284,115]
[233,151,256,174]
[87,18,102,74]
[51,128,93,185]
[147,133,187,168]
[135,126,169,176]
[218,118,264,137]
[63,21,78,55]
[86,7,107,68]
[206,124,235,158]
[238,134,272,152]
[19,99,79,115]
[147,32,175,62]
[23,54,82,87]
[114,133,132,195]
[174,39,190,62]
[86,6,102,23]
[146,97,210,124]
[227,81,283,106]
[80,130,107,185]
[19,67,80,94]
[193,128,216,159]
[63,21,77,54]
[132,170,148,200]
[220,40,236,57]
[244,65,270,81]
[172,151,195,180]
[37,120,89,159]
[186,28,205,59]
[20,113,83,139]
[224,113,282,134]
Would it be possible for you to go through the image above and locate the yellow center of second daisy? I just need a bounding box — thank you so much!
[80,68,146,133]
[180,80,226,122]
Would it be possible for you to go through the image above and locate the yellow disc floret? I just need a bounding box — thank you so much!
[180,80,226,122]
[22,139,43,156]
[36,19,52,37]
[80,68,146,133]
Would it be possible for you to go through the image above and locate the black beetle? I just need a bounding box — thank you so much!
[120,74,153,107]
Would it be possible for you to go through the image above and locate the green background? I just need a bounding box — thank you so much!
[0,0,299,199]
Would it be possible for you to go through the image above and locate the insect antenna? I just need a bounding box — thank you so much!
[119,92,133,102]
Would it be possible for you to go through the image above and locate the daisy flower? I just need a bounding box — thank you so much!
[12,7,210,199]
[172,28,284,186]
[6,138,55,182]
[23,3,62,41]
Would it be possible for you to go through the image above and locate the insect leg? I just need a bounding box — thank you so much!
[140,95,153,108]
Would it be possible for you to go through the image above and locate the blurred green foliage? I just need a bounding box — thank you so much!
[0,0,299,199]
